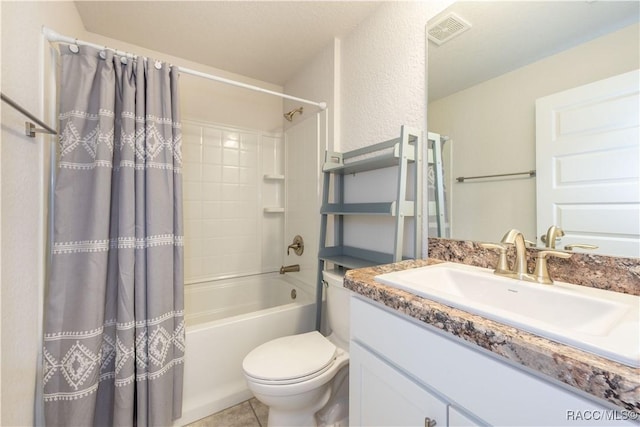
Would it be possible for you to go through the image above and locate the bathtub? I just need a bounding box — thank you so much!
[175,272,316,426]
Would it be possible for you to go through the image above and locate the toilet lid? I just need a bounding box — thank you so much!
[243,331,336,382]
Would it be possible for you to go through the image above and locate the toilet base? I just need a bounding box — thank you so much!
[255,366,349,427]
[261,385,331,427]
[315,366,349,426]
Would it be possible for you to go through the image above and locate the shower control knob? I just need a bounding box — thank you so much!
[287,235,304,256]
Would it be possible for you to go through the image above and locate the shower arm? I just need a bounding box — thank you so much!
[284,107,304,122]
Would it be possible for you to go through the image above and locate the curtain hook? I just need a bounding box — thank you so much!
[69,43,79,54]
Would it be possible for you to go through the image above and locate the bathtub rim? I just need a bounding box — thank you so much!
[184,271,315,331]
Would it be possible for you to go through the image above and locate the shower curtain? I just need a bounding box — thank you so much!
[43,46,184,426]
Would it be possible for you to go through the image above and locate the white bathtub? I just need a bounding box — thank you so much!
[175,272,316,426]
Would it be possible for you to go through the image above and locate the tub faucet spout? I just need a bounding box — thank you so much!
[279,264,300,274]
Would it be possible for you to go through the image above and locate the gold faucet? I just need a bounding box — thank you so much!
[279,264,300,274]
[483,229,572,285]
[540,225,565,248]
[499,229,536,281]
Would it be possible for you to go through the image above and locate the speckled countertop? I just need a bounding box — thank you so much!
[344,258,640,413]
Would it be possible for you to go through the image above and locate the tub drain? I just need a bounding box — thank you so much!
[290,289,297,300]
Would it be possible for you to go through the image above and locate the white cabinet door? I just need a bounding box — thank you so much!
[535,69,640,257]
[448,406,483,427]
[350,341,447,427]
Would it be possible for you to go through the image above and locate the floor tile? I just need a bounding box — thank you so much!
[185,401,260,427]
[249,398,269,426]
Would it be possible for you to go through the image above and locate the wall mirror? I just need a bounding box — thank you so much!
[426,1,640,258]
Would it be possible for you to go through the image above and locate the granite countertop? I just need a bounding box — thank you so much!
[344,258,640,413]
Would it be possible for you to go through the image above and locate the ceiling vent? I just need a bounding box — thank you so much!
[428,12,471,46]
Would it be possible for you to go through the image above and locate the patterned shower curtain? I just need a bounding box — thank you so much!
[43,45,185,426]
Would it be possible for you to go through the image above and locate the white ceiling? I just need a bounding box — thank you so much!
[74,1,639,97]
[74,1,382,85]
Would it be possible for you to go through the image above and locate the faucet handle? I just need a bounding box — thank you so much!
[564,243,598,251]
[480,242,511,274]
[541,226,565,248]
[533,250,572,284]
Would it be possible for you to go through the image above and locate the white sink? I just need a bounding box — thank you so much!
[375,262,640,367]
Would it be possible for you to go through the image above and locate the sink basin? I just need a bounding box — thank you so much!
[375,262,640,367]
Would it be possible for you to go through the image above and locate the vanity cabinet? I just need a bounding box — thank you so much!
[350,296,636,427]
[351,341,449,426]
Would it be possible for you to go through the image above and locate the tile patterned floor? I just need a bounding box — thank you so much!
[185,398,269,427]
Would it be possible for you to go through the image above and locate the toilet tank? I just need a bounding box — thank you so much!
[322,269,351,349]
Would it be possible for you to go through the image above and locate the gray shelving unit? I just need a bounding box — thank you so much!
[315,125,422,330]
[428,132,448,238]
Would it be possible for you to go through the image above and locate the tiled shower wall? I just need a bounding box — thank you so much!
[182,121,284,283]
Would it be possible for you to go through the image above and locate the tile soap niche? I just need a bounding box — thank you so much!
[262,174,285,213]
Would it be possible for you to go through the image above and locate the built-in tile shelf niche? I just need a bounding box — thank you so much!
[263,174,285,213]
[182,120,285,282]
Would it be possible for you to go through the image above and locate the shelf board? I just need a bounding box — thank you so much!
[323,136,418,175]
[319,246,397,269]
[320,255,379,270]
[323,151,405,175]
[321,201,415,217]
[321,202,396,216]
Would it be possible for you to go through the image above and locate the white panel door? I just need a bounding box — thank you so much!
[536,70,640,257]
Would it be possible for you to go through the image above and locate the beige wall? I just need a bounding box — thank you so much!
[428,23,640,244]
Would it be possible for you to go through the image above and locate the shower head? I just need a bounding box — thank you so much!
[284,106,303,122]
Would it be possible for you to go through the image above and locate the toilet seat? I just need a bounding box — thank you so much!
[243,331,336,385]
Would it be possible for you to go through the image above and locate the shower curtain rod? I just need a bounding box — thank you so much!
[42,27,328,111]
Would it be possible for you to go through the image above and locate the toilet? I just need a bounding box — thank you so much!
[242,269,351,427]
